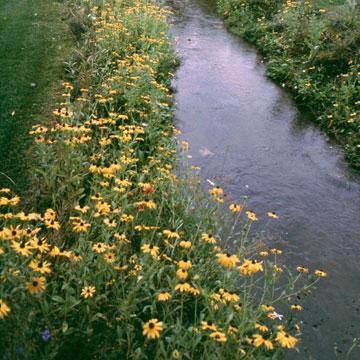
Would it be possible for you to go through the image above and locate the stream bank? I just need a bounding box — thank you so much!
[169,0,360,358]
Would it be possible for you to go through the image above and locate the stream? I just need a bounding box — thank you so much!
[168,0,360,358]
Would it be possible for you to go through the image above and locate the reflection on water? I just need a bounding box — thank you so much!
[168,0,360,358]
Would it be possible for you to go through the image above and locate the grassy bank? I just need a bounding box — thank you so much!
[217,0,360,169]
[0,0,325,358]
[0,0,72,193]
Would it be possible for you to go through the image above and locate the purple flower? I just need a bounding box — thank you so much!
[41,328,51,342]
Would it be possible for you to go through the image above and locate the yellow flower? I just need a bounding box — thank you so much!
[29,237,50,253]
[239,259,263,275]
[176,268,188,280]
[296,266,309,273]
[29,259,51,274]
[271,248,282,255]
[201,321,218,331]
[172,350,180,359]
[70,218,91,232]
[11,240,32,257]
[141,244,160,257]
[229,203,241,213]
[315,269,327,277]
[255,323,269,332]
[291,304,303,311]
[179,240,192,249]
[163,229,180,239]
[157,292,171,301]
[175,282,191,293]
[267,211,279,219]
[104,218,117,228]
[178,260,192,269]
[216,253,239,268]
[81,286,96,299]
[259,251,269,257]
[261,304,275,312]
[104,252,116,263]
[252,334,273,350]
[209,186,223,196]
[26,276,46,294]
[246,211,258,221]
[220,289,240,302]
[143,319,163,339]
[0,299,10,319]
[276,331,298,348]
[209,331,227,342]
[201,233,216,244]
[93,242,107,253]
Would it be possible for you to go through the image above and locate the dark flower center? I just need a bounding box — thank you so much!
[32,281,38,287]
[149,323,155,329]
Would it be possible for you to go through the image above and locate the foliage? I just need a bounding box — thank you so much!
[0,0,324,358]
[217,0,360,169]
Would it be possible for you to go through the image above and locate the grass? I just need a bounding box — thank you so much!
[216,0,360,169]
[0,0,72,193]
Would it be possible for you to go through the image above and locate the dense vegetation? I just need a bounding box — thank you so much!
[0,0,327,358]
[217,0,360,169]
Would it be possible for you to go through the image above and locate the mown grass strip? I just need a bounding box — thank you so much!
[0,0,72,193]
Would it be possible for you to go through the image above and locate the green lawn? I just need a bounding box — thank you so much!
[0,0,72,193]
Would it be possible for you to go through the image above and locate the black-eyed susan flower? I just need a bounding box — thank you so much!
[71,252,82,262]
[255,323,269,332]
[189,286,200,296]
[201,321,218,331]
[178,259,192,269]
[291,304,303,311]
[271,248,282,255]
[143,319,163,339]
[246,211,258,221]
[29,237,50,253]
[163,229,180,239]
[259,251,269,257]
[104,218,117,228]
[176,268,188,280]
[261,304,275,312]
[81,286,96,299]
[172,350,180,359]
[276,331,298,348]
[93,242,107,253]
[296,266,309,273]
[157,292,171,301]
[239,259,263,275]
[315,269,327,277]
[179,240,192,248]
[11,240,32,257]
[229,203,241,213]
[201,233,216,244]
[216,253,239,268]
[104,252,116,263]
[209,186,223,196]
[141,244,159,257]
[267,211,279,219]
[252,334,273,350]
[29,259,51,274]
[70,218,91,233]
[220,289,240,302]
[0,299,10,319]
[209,331,227,342]
[175,282,191,293]
[26,276,46,294]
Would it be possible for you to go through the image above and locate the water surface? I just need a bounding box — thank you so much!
[168,0,360,358]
